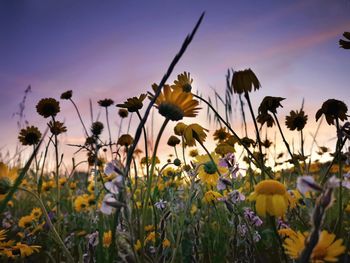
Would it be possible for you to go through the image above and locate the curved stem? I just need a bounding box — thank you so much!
[105,107,113,159]
[18,187,74,263]
[69,98,89,137]
[244,92,265,179]
[136,111,149,180]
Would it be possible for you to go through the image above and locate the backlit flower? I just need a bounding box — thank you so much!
[285,109,308,131]
[18,126,42,146]
[315,99,348,125]
[174,122,187,136]
[36,98,60,118]
[258,96,285,114]
[98,98,114,107]
[117,134,133,147]
[203,190,223,203]
[149,84,200,121]
[230,68,261,94]
[248,180,291,217]
[167,135,180,147]
[183,123,208,146]
[117,94,147,112]
[196,153,228,187]
[283,230,345,262]
[48,120,67,135]
[103,230,112,248]
[60,90,72,100]
[172,71,193,92]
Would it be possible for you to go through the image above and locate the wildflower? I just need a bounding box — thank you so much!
[155,199,167,210]
[167,135,180,147]
[189,149,198,157]
[105,176,123,194]
[59,177,67,187]
[172,71,193,92]
[36,98,60,118]
[91,121,104,136]
[117,134,133,147]
[227,190,245,204]
[162,238,171,248]
[30,208,42,220]
[215,143,235,156]
[183,123,208,146]
[283,230,345,261]
[117,94,147,112]
[134,239,142,251]
[144,225,155,232]
[69,181,77,190]
[100,194,122,215]
[174,122,187,136]
[296,175,322,195]
[103,230,112,248]
[60,90,72,100]
[213,127,229,142]
[253,231,261,243]
[42,180,54,192]
[18,215,34,228]
[316,99,348,125]
[0,177,11,195]
[243,208,263,227]
[98,98,114,107]
[278,228,296,238]
[87,182,95,193]
[118,108,128,118]
[74,195,89,212]
[14,242,41,257]
[285,109,308,131]
[248,180,291,217]
[48,120,67,135]
[237,223,248,237]
[256,112,274,127]
[18,126,42,146]
[203,190,222,203]
[217,177,232,191]
[149,84,200,121]
[0,229,8,241]
[258,96,285,114]
[145,231,156,243]
[87,231,99,247]
[196,153,227,187]
[339,31,350,49]
[239,136,255,148]
[230,68,261,94]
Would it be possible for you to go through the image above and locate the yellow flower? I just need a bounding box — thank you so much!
[203,190,222,203]
[196,153,227,187]
[172,71,193,92]
[59,177,67,187]
[18,215,34,229]
[150,84,200,121]
[0,162,18,199]
[42,180,54,192]
[134,239,142,251]
[183,124,208,147]
[103,230,112,248]
[145,231,156,243]
[174,122,187,136]
[230,68,261,94]
[74,195,89,212]
[87,182,95,193]
[69,181,77,190]
[162,238,171,248]
[213,127,229,142]
[248,180,291,217]
[191,204,197,214]
[283,230,345,262]
[116,94,147,113]
[278,228,297,238]
[30,208,42,220]
[14,242,41,257]
[0,229,7,241]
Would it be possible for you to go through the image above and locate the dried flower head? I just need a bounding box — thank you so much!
[230,68,261,94]
[118,109,128,118]
[167,135,180,147]
[117,94,147,112]
[18,126,42,145]
[36,98,60,118]
[285,109,308,131]
[91,121,104,136]
[258,96,285,114]
[98,99,114,107]
[60,90,72,100]
[315,99,348,125]
[117,134,133,147]
[48,120,67,135]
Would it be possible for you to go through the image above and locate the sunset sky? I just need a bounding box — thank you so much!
[1,0,349,167]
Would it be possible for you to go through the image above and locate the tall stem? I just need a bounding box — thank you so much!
[52,117,61,234]
[244,92,265,179]
[137,111,149,180]
[105,107,113,159]
[69,98,89,137]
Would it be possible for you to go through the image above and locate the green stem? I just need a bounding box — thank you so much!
[137,111,150,180]
[105,107,113,159]
[69,98,89,138]
[18,187,74,263]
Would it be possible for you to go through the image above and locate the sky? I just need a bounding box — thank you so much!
[0,0,349,168]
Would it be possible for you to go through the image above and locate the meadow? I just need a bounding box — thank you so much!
[1,13,350,263]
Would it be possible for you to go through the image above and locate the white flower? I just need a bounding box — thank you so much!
[155,199,167,210]
[104,176,123,194]
[104,160,123,176]
[100,194,117,215]
[297,175,322,194]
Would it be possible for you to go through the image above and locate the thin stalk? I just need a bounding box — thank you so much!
[244,92,265,179]
[136,111,150,180]
[19,187,74,263]
[69,98,89,137]
[105,107,113,159]
[197,140,222,176]
[52,117,61,235]
[335,118,343,234]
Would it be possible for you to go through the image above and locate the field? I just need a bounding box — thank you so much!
[1,12,350,263]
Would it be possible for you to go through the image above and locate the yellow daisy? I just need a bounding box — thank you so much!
[196,153,227,187]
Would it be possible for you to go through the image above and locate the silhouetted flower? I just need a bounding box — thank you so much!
[118,109,128,118]
[258,96,285,114]
[48,120,67,135]
[339,32,350,49]
[172,71,193,93]
[167,135,180,147]
[117,134,133,147]
[91,121,104,136]
[315,99,348,125]
[285,110,308,131]
[98,99,114,107]
[117,94,147,112]
[257,112,274,127]
[36,98,60,118]
[230,68,261,94]
[18,126,42,146]
[60,90,72,100]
